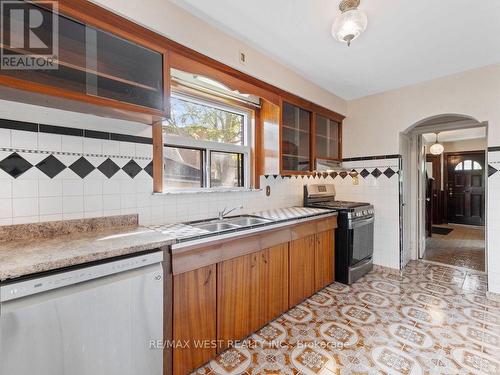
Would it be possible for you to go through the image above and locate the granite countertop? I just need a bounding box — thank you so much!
[0,226,178,282]
[0,207,336,282]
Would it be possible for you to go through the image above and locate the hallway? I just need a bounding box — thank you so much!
[424,224,485,271]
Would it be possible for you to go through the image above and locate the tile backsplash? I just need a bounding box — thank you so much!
[0,101,402,270]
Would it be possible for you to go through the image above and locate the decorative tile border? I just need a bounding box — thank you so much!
[0,118,152,145]
[0,150,153,179]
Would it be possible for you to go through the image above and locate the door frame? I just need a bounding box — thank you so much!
[399,117,488,273]
[443,150,486,225]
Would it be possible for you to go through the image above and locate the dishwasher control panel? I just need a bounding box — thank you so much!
[1,251,163,302]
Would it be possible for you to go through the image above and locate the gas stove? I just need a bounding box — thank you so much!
[303,184,373,218]
[303,184,374,285]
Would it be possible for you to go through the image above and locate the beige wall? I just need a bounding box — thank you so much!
[440,138,487,153]
[344,64,500,157]
[90,0,347,116]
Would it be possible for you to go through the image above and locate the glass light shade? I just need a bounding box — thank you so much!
[429,143,444,155]
[332,9,368,45]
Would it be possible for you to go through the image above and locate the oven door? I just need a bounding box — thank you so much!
[348,215,374,266]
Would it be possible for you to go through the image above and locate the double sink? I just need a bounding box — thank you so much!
[190,215,273,233]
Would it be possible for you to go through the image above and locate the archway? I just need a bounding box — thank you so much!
[399,114,487,272]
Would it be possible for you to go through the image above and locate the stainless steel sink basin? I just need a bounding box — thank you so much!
[226,217,272,226]
[191,222,239,232]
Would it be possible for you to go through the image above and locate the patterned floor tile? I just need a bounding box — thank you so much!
[190,260,500,375]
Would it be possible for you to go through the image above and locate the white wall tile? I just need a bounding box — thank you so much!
[83,138,102,155]
[119,142,135,158]
[0,129,11,147]
[0,179,12,199]
[12,197,38,217]
[103,195,120,210]
[12,179,38,198]
[39,179,63,197]
[39,196,63,215]
[63,179,84,196]
[84,195,103,213]
[63,196,84,214]
[62,136,83,154]
[11,130,37,149]
[38,133,62,152]
[0,198,12,219]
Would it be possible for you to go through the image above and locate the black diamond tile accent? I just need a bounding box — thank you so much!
[122,159,142,178]
[384,167,396,179]
[69,157,95,178]
[0,153,32,178]
[349,169,358,177]
[36,155,66,178]
[98,158,120,178]
[329,172,338,179]
[371,168,382,178]
[144,161,153,178]
[489,164,498,177]
[360,169,370,178]
[339,171,348,179]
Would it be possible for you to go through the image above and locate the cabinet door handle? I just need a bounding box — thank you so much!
[204,269,212,286]
[262,253,268,264]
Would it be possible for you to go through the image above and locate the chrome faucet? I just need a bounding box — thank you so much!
[218,205,243,220]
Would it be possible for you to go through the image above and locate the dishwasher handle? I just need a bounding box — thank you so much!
[1,251,163,303]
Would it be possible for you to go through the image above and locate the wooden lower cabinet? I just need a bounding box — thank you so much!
[259,244,289,325]
[173,264,217,375]
[217,252,261,350]
[315,230,335,290]
[289,234,316,306]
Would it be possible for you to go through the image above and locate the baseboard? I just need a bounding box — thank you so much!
[373,264,400,275]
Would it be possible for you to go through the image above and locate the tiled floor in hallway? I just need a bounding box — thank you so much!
[424,224,485,271]
[192,261,500,375]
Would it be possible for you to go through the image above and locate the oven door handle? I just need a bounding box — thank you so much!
[348,216,374,229]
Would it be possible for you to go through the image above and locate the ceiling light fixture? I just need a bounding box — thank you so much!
[429,132,444,155]
[332,0,368,46]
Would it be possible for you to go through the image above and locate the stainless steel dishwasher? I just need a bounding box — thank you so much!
[0,251,164,375]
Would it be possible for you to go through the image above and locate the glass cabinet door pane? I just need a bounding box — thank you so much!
[281,102,311,172]
[315,115,339,159]
[89,28,163,110]
[0,2,164,112]
[0,2,87,94]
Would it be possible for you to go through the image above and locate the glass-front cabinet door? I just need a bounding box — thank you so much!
[315,114,340,160]
[0,1,164,115]
[281,101,311,172]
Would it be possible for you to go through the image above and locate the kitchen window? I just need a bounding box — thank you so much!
[163,94,251,190]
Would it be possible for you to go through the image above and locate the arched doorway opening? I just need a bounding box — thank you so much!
[399,114,488,272]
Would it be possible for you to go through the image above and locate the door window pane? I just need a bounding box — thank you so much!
[167,97,244,145]
[473,161,482,170]
[210,152,244,188]
[164,147,203,188]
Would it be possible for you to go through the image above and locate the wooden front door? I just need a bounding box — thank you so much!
[446,152,485,226]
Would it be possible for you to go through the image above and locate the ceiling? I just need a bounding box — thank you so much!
[170,0,500,99]
[423,128,487,143]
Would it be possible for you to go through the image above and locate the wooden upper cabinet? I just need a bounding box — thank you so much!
[314,114,341,161]
[0,1,167,123]
[281,101,312,173]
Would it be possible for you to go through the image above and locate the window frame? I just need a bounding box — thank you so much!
[164,92,252,191]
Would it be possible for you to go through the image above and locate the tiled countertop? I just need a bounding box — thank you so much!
[0,207,335,282]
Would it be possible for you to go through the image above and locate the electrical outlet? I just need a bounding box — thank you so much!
[266,186,271,196]
[239,50,247,65]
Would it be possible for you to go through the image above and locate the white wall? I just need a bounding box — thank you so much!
[90,0,347,116]
[344,64,500,156]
